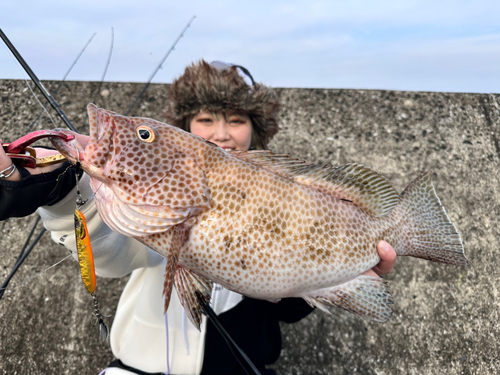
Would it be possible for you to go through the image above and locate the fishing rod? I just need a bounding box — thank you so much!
[124,15,196,115]
[28,32,96,131]
[0,28,82,302]
[0,217,44,300]
[0,28,78,133]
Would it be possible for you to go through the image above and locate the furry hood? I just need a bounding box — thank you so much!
[164,60,280,148]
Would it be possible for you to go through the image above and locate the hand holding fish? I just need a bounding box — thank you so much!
[368,240,397,276]
[0,140,63,181]
[0,137,82,221]
[0,139,21,181]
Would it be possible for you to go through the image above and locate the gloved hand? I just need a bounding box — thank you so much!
[0,141,82,220]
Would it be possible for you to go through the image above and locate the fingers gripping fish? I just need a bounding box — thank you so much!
[50,103,467,330]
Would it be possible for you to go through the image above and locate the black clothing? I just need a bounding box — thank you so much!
[201,297,313,375]
[0,161,81,221]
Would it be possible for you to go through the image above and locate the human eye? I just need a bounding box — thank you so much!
[229,117,246,126]
[197,117,213,124]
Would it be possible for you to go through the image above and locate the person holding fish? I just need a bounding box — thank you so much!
[0,60,398,374]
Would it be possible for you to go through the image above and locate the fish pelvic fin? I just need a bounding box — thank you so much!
[174,267,213,331]
[162,225,190,314]
[393,171,467,266]
[304,276,393,322]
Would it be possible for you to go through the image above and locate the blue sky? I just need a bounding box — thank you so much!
[0,0,499,93]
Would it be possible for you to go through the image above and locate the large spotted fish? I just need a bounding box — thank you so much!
[50,103,467,329]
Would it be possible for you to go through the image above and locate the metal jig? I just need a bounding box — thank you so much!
[74,154,109,341]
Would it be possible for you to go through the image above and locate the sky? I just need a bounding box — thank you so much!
[0,0,499,93]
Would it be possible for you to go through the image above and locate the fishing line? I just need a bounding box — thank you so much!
[29,32,97,131]
[110,25,188,53]
[22,78,59,129]
[0,42,57,129]
[0,228,110,294]
[15,216,41,265]
[181,308,189,355]
[0,227,46,300]
[0,226,113,297]
[0,254,73,294]
[92,27,114,105]
[70,138,105,202]
[124,15,196,115]
[0,28,78,132]
[0,215,42,300]
[164,296,171,375]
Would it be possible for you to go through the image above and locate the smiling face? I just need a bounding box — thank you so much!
[189,110,253,151]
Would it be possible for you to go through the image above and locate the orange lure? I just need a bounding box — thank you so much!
[74,209,96,294]
[74,207,109,341]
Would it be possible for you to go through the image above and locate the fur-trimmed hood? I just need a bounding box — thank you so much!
[164,60,280,148]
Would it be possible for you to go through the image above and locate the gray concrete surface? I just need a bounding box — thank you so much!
[0,80,498,374]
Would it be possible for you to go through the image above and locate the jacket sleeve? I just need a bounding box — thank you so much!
[38,173,164,278]
[0,161,81,221]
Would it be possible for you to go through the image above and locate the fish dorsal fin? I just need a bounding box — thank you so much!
[228,150,312,176]
[229,151,400,217]
[296,163,400,217]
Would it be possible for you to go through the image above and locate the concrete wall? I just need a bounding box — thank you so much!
[0,80,498,374]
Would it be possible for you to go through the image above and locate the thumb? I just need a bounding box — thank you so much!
[0,139,21,181]
[0,139,13,170]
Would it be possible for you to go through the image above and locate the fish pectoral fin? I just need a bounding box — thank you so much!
[303,275,394,322]
[174,267,213,331]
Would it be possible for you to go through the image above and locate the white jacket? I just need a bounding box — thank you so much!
[39,173,243,374]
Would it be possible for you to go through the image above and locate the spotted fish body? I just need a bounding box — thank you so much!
[51,104,467,329]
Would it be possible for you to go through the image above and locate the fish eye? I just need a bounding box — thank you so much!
[135,125,157,143]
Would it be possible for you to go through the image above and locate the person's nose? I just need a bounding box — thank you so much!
[212,122,231,142]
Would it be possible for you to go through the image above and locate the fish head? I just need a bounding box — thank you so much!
[51,103,210,236]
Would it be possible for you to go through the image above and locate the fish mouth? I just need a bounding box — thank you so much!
[49,104,116,182]
[49,128,107,181]
[49,129,89,163]
[50,129,106,187]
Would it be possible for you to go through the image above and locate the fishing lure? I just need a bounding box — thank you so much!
[74,209,96,294]
[74,160,109,342]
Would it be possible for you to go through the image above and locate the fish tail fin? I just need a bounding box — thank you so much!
[392,171,468,266]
